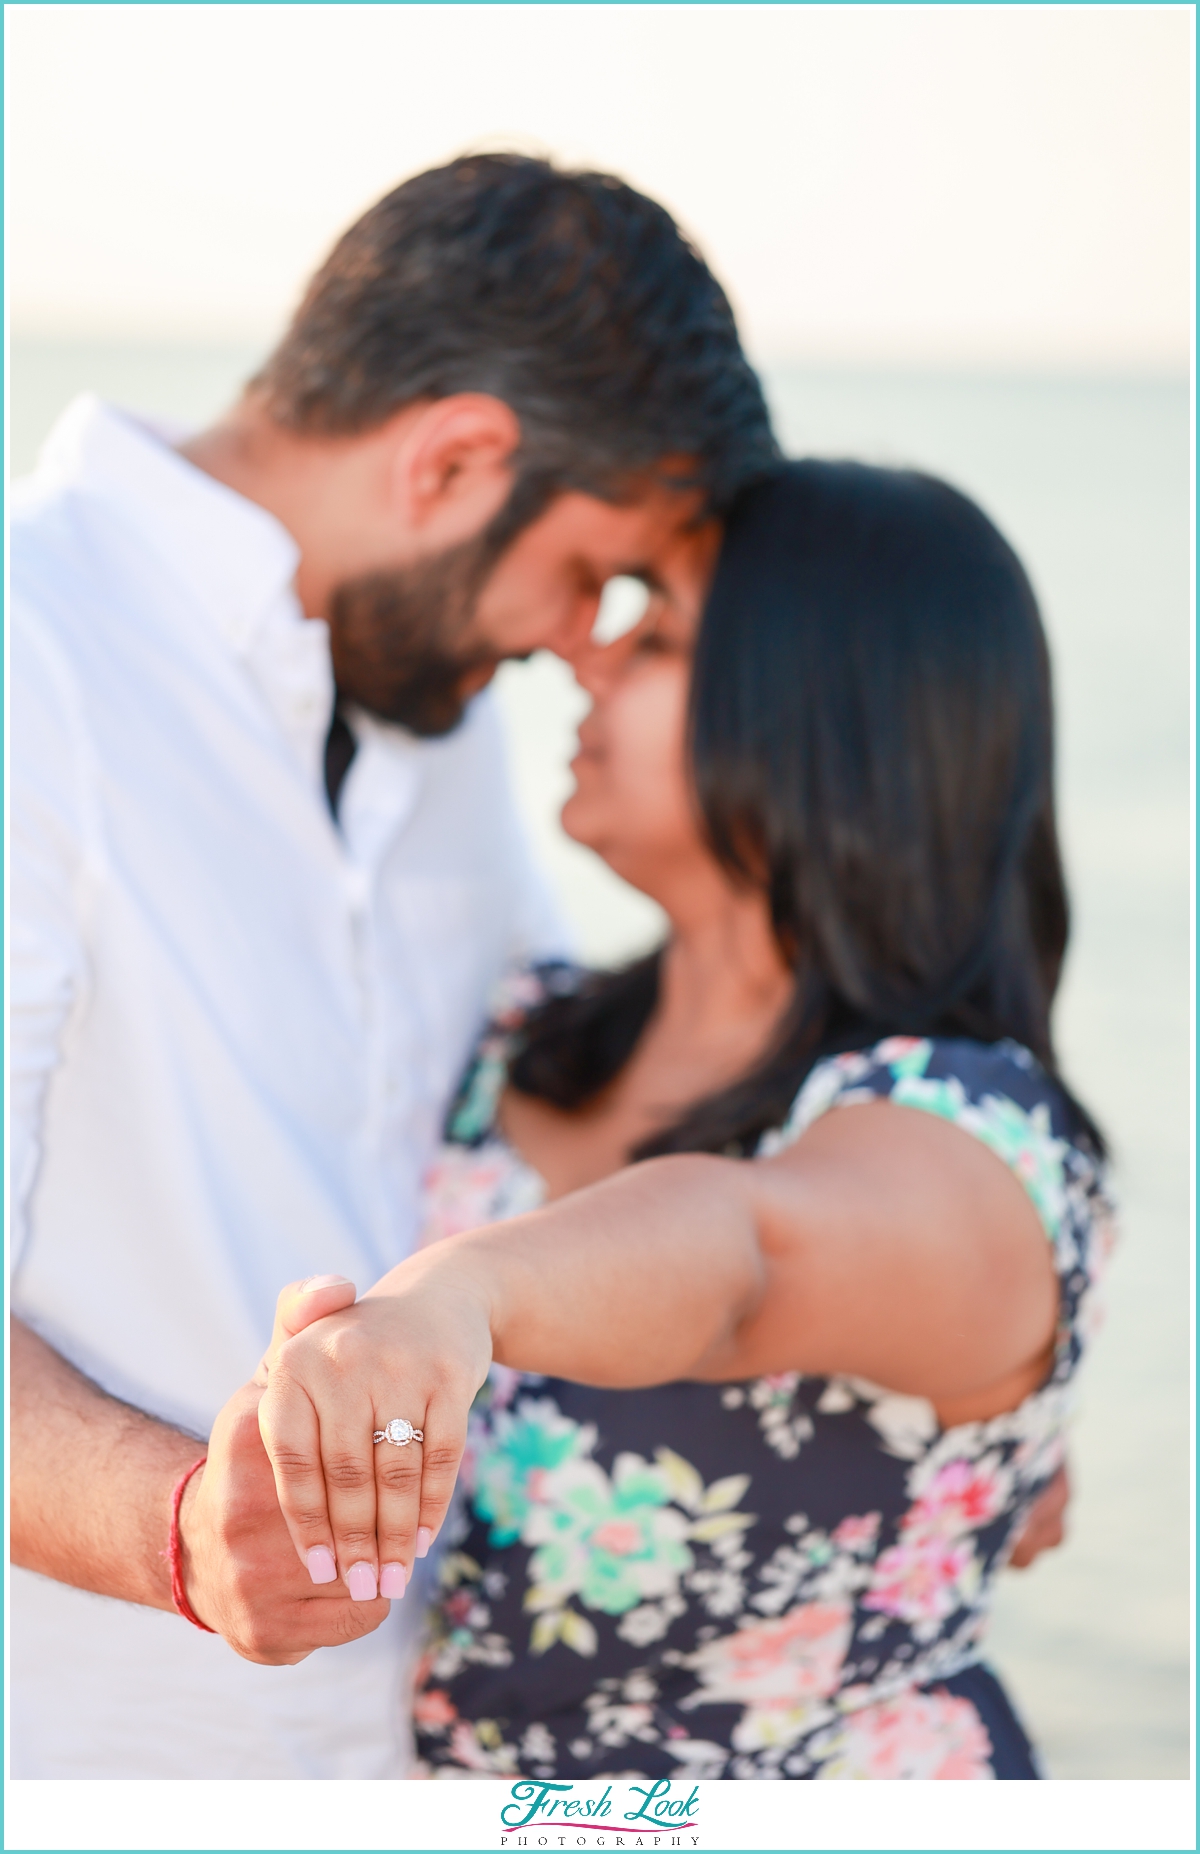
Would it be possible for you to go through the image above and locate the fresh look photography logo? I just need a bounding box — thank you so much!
[499,1779,701,1847]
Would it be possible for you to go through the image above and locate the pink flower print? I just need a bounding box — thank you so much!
[832,1512,882,1554]
[685,1601,852,1708]
[911,1457,1008,1535]
[522,1466,561,1508]
[420,1150,511,1244]
[818,1689,994,1779]
[448,1722,483,1768]
[591,1519,645,1556]
[413,1688,458,1730]
[863,1454,1006,1621]
[864,1534,976,1624]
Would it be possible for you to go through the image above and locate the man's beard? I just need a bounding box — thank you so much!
[327,534,500,738]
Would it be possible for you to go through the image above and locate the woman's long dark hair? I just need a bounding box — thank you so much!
[511,460,1103,1156]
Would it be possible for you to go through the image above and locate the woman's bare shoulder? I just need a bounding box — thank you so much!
[717,1092,1060,1416]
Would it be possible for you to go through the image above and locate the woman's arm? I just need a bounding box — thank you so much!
[257,1100,1057,1598]
[477,1101,1057,1397]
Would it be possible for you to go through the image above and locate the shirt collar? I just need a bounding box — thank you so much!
[36,393,302,648]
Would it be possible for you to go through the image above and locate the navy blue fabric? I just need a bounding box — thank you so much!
[415,1019,1110,1780]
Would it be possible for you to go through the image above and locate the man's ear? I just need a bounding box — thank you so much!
[389,394,521,548]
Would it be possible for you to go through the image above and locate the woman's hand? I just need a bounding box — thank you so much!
[255,1257,494,1601]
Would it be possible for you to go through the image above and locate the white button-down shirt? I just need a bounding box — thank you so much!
[8,395,568,1777]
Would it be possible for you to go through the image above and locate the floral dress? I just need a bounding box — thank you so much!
[413,970,1115,1781]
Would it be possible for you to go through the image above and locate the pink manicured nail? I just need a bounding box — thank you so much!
[347,1561,378,1601]
[415,1527,434,1559]
[306,1546,338,1585]
[379,1562,407,1599]
[300,1274,353,1292]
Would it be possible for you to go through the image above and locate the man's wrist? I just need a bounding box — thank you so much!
[132,1424,216,1615]
[10,1317,215,1614]
[172,1457,216,1629]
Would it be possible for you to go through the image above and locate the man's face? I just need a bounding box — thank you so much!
[326,476,710,736]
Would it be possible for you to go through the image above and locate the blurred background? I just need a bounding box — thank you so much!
[7,3,1192,1779]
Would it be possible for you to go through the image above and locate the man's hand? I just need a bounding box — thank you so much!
[11,1316,390,1667]
[181,1379,390,1665]
[1008,1465,1070,1569]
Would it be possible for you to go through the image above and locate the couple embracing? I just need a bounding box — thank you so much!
[11,155,1110,1782]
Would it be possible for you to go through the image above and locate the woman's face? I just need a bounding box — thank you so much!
[560,522,724,902]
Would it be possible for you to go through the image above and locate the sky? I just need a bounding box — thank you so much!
[5,3,1193,370]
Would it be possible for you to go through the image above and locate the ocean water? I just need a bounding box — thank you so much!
[9,341,1192,1778]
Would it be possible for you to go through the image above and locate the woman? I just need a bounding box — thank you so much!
[257,462,1113,1780]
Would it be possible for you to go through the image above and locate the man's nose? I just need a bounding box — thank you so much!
[547,590,606,668]
[568,636,619,699]
[552,574,654,670]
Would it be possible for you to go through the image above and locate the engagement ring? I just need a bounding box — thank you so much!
[374,1418,423,1447]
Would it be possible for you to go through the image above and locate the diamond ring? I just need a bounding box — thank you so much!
[374,1418,424,1447]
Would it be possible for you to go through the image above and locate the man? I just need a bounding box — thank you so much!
[9,153,779,1778]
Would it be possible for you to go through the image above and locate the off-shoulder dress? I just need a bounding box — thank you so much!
[412,969,1114,1780]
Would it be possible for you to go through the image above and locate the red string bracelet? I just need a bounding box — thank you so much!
[166,1456,216,1633]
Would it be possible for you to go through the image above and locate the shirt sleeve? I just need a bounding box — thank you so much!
[9,608,100,1274]
[762,1035,1076,1246]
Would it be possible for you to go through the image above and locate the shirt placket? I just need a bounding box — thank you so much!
[337,724,424,1252]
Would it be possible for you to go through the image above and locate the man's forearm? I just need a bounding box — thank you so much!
[13,1315,394,1663]
[10,1316,207,1612]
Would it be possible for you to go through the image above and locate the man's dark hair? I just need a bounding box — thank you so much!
[253,153,779,536]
